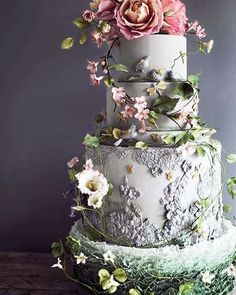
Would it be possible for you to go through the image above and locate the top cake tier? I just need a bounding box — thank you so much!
[115,35,187,82]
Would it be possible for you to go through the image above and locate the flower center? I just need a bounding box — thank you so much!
[87,180,98,192]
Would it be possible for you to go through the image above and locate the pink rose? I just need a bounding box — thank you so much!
[161,0,187,35]
[116,0,163,40]
[83,10,95,22]
[96,0,116,21]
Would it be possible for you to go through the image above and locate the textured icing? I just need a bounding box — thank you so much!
[106,82,199,131]
[115,35,187,81]
[85,143,223,246]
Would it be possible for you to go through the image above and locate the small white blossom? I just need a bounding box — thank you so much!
[103,250,115,264]
[84,159,93,170]
[74,252,88,265]
[177,144,196,158]
[202,40,214,53]
[202,271,215,284]
[226,264,236,278]
[104,274,120,292]
[51,258,63,270]
[88,194,103,209]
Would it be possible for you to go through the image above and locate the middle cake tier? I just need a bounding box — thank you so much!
[106,81,199,130]
[85,141,223,247]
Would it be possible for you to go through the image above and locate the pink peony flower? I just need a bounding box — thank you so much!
[112,87,126,105]
[87,60,100,74]
[134,96,148,112]
[120,105,136,119]
[96,0,116,21]
[83,10,95,22]
[161,0,188,35]
[115,0,163,40]
[90,74,104,86]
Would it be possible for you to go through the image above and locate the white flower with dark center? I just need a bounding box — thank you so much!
[103,250,115,264]
[88,194,103,209]
[74,252,88,265]
[226,264,236,278]
[201,271,215,284]
[51,258,63,270]
[76,169,109,198]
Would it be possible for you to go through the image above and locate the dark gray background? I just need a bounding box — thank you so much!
[0,0,235,252]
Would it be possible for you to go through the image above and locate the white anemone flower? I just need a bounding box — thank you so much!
[103,250,116,264]
[51,258,63,270]
[201,271,215,284]
[88,194,103,209]
[226,264,236,278]
[74,252,88,265]
[76,169,109,198]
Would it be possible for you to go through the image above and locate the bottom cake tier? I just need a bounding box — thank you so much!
[69,219,236,295]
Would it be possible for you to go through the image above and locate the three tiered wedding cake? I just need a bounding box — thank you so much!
[52,1,236,294]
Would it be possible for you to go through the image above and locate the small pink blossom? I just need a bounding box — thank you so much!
[87,60,100,74]
[187,20,206,39]
[96,0,116,21]
[83,10,95,22]
[139,120,150,133]
[84,159,94,170]
[112,87,126,105]
[90,73,104,86]
[135,108,150,121]
[161,0,188,35]
[134,96,148,112]
[196,25,206,39]
[120,105,136,119]
[67,157,79,168]
[91,30,106,48]
[179,109,190,123]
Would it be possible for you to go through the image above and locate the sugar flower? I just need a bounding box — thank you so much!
[120,105,136,119]
[88,194,103,209]
[91,30,106,48]
[115,0,163,40]
[51,258,63,270]
[201,40,214,54]
[74,252,88,265]
[96,0,116,21]
[135,108,150,121]
[67,157,79,168]
[112,87,126,105]
[87,60,100,74]
[134,96,148,112]
[226,264,236,278]
[103,250,116,264]
[76,169,109,199]
[84,159,94,170]
[187,20,206,39]
[201,271,215,284]
[103,274,120,293]
[161,0,188,35]
[177,144,196,158]
[90,0,101,11]
[83,10,95,22]
[90,73,104,86]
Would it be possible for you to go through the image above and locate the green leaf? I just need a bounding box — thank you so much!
[188,73,200,89]
[151,96,179,114]
[69,168,76,182]
[83,134,99,148]
[199,197,211,210]
[148,116,158,129]
[79,31,87,45]
[149,110,159,120]
[61,37,74,50]
[109,64,129,72]
[196,146,206,157]
[175,82,194,100]
[226,154,236,164]
[162,134,175,145]
[193,216,205,233]
[223,204,232,213]
[135,141,148,150]
[113,128,122,140]
[51,242,63,258]
[175,131,188,145]
[113,268,127,283]
[73,17,90,29]
[129,289,141,295]
[99,269,110,285]
[227,177,236,198]
[104,76,115,87]
[178,282,194,295]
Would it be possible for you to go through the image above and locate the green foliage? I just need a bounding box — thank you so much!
[129,289,141,295]
[196,146,206,157]
[227,177,236,198]
[135,141,148,150]
[113,268,127,283]
[109,64,129,72]
[148,111,159,128]
[83,134,99,148]
[104,76,115,87]
[188,74,200,89]
[193,216,205,233]
[69,168,76,182]
[79,31,87,45]
[226,154,236,164]
[113,128,122,140]
[178,282,194,295]
[51,242,63,258]
[198,197,211,210]
[73,17,90,29]
[61,37,74,49]
[151,96,179,114]
[65,236,81,255]
[175,82,194,100]
[223,204,232,213]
